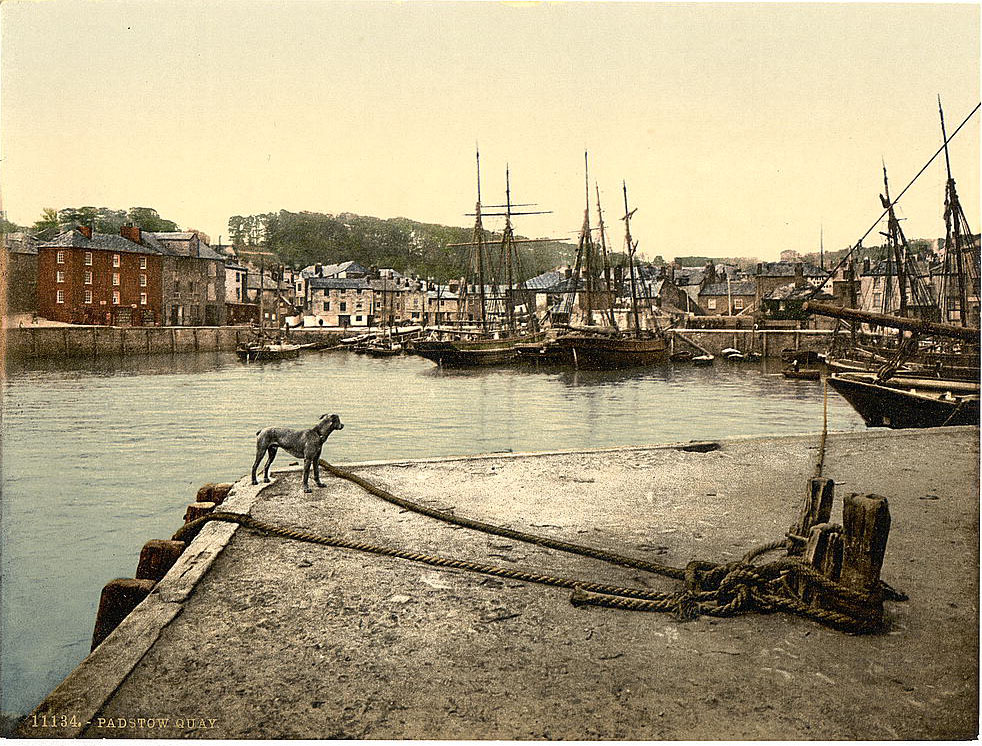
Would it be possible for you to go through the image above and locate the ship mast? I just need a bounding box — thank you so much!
[938,97,977,327]
[622,181,642,338]
[595,184,618,330]
[474,148,489,333]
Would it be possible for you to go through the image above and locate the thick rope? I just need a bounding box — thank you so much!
[319,459,687,581]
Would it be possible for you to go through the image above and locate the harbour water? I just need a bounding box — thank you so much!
[0,350,866,720]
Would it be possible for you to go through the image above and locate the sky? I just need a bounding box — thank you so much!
[1,0,979,262]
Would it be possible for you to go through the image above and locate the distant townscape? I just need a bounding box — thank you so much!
[1,206,978,331]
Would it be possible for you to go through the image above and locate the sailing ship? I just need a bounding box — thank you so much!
[556,172,667,369]
[813,100,980,427]
[415,152,547,367]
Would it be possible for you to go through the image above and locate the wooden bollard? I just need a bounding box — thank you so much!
[799,523,842,604]
[211,483,233,506]
[135,539,186,582]
[91,578,155,650]
[195,483,215,503]
[839,493,891,624]
[185,501,216,522]
[788,477,835,556]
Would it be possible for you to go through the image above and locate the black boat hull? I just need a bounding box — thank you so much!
[556,334,668,369]
[828,373,980,428]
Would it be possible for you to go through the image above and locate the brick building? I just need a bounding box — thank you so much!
[37,227,163,325]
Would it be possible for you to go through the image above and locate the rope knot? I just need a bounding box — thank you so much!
[714,564,766,612]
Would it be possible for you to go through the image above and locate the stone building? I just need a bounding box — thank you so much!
[307,277,374,327]
[149,231,226,326]
[2,232,39,315]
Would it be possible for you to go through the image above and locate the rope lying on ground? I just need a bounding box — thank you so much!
[175,489,893,634]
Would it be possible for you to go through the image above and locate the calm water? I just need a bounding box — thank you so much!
[0,350,866,718]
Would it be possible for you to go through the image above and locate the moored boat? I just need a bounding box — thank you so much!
[235,342,301,362]
[828,371,979,428]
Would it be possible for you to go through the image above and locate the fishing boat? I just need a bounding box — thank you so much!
[669,350,693,362]
[416,152,549,367]
[556,178,668,369]
[827,372,978,428]
[236,247,302,362]
[692,354,715,366]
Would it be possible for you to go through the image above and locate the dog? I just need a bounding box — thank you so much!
[251,413,344,493]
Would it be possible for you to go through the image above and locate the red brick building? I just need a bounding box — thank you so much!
[37,227,164,325]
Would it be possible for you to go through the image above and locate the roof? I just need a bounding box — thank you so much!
[699,281,756,296]
[426,289,459,300]
[755,261,829,278]
[524,270,567,291]
[309,277,373,290]
[765,282,835,301]
[149,232,224,261]
[39,229,162,256]
[300,261,369,278]
[246,274,281,290]
[3,233,38,254]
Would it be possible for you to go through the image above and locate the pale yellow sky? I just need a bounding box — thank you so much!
[1,1,979,261]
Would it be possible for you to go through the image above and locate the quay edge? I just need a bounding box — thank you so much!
[19,426,980,740]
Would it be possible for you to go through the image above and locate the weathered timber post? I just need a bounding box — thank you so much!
[799,522,842,604]
[195,482,232,505]
[184,501,215,523]
[91,578,155,650]
[788,477,835,555]
[135,539,186,582]
[840,493,891,608]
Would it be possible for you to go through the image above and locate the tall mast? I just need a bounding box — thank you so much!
[622,181,642,338]
[939,96,969,327]
[595,184,617,330]
[582,151,594,325]
[503,165,516,333]
[474,147,488,332]
[881,162,908,320]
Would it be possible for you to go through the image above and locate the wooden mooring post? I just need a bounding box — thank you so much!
[91,578,155,650]
[135,539,186,582]
[789,487,892,627]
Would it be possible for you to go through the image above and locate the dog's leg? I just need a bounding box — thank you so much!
[251,444,266,485]
[263,446,278,483]
[313,451,326,488]
[302,458,312,493]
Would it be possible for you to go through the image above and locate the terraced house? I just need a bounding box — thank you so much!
[151,231,226,326]
[307,277,374,327]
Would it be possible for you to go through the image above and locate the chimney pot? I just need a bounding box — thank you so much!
[77,225,92,239]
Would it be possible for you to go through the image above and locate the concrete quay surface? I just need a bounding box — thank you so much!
[24,427,979,739]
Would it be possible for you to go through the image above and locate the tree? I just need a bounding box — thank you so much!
[127,207,178,232]
[186,228,212,245]
[31,208,61,238]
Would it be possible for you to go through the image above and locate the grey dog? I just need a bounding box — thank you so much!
[251,413,344,492]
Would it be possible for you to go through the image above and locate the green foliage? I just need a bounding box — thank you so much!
[38,206,181,236]
[231,209,576,282]
[127,207,178,232]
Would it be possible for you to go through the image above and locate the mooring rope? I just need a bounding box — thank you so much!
[174,510,886,632]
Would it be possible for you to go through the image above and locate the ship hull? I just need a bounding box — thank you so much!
[414,333,545,367]
[828,373,980,428]
[556,334,668,369]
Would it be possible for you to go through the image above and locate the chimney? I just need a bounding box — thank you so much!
[120,225,141,244]
[863,258,871,275]
[793,262,805,288]
[667,264,675,283]
[315,263,323,277]
[77,225,92,239]
[756,262,763,276]
[564,266,572,280]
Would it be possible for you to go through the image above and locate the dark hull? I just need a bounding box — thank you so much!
[828,373,980,428]
[514,341,573,364]
[783,368,821,380]
[413,337,534,368]
[556,334,668,369]
[236,344,301,362]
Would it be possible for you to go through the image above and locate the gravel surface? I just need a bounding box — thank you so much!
[82,428,978,739]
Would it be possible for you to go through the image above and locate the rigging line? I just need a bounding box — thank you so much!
[806,101,981,301]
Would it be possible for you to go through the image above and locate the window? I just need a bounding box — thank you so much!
[113,254,120,267]
[208,263,217,277]
[113,273,120,286]
[140,274,148,287]
[207,282,215,301]
[140,293,148,306]
[707,298,717,310]
[355,315,363,322]
[56,251,65,264]
[140,257,147,270]
[339,302,347,312]
[84,271,93,285]
[84,251,93,265]
[56,290,65,303]
[323,301,330,312]
[56,271,65,283]
[734,298,744,310]
[112,291,120,305]
[84,290,93,304]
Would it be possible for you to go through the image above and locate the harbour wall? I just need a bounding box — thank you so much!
[5,326,252,360]
[667,328,835,357]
